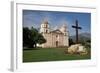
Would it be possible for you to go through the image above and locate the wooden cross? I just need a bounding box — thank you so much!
[72,20,82,44]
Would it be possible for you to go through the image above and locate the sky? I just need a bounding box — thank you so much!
[23,10,91,36]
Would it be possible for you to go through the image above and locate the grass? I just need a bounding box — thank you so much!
[23,47,91,62]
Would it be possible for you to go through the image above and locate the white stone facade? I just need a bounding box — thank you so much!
[39,21,69,48]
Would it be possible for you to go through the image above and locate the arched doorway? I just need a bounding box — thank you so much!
[56,41,58,47]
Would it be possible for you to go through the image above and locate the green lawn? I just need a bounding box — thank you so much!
[23,48,91,62]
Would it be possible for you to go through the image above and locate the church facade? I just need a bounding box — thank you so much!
[39,20,69,48]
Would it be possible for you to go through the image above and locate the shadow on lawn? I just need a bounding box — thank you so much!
[23,47,41,50]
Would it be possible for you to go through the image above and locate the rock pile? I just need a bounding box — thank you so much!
[65,44,88,55]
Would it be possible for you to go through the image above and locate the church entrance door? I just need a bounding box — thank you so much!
[56,41,58,47]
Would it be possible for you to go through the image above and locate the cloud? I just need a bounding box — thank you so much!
[23,10,91,36]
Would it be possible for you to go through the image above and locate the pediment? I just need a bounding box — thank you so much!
[51,29,63,34]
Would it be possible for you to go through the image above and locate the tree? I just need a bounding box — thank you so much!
[29,27,38,48]
[69,38,74,46]
[23,27,46,48]
[85,39,91,48]
[23,27,31,47]
[37,33,46,44]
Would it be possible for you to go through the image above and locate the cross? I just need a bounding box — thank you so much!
[72,20,82,44]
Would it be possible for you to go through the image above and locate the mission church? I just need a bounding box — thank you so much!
[38,20,69,48]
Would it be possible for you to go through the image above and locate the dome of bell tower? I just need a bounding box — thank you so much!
[43,20,49,24]
[40,20,50,33]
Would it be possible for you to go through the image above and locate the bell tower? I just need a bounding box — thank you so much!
[60,24,69,47]
[40,20,50,33]
[60,24,68,35]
